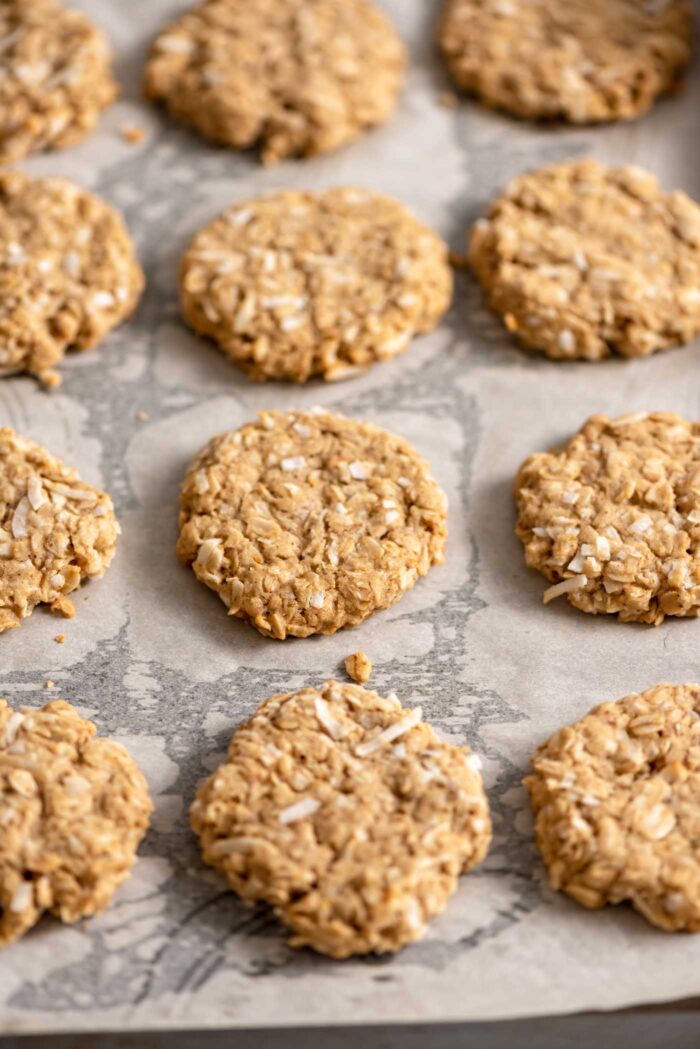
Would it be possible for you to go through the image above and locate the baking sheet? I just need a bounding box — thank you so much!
[2,0,700,1034]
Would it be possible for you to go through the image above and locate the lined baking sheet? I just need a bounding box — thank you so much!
[2,0,700,1034]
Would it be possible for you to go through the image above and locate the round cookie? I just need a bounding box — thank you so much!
[191,681,491,958]
[180,188,453,383]
[144,0,406,165]
[177,409,448,639]
[0,698,152,948]
[0,427,120,633]
[438,0,693,124]
[515,412,700,626]
[525,683,700,931]
[0,0,117,164]
[469,160,700,362]
[0,172,144,386]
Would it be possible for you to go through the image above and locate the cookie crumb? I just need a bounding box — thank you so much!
[345,650,372,684]
[43,680,55,690]
[54,635,66,644]
[121,124,146,145]
[136,410,149,422]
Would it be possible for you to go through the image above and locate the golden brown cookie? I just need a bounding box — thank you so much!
[191,681,491,958]
[515,412,700,625]
[180,188,452,382]
[0,172,144,386]
[0,0,117,164]
[526,683,700,931]
[469,160,700,362]
[0,699,152,948]
[177,409,448,639]
[144,0,406,165]
[438,0,693,124]
[0,427,120,634]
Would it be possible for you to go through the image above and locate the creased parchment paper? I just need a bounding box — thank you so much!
[2,0,700,1035]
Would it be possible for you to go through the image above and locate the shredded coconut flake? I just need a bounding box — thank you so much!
[11,497,29,538]
[278,797,321,824]
[348,460,367,480]
[314,697,343,739]
[543,575,587,604]
[9,881,32,913]
[281,456,306,472]
[355,707,423,757]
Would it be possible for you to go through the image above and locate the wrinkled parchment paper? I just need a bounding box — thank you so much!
[2,0,700,1034]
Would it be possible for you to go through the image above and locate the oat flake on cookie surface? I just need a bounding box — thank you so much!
[177,409,448,639]
[144,0,405,165]
[191,681,491,958]
[469,160,700,363]
[0,427,119,634]
[526,683,700,931]
[0,698,152,948]
[0,0,117,164]
[438,0,693,124]
[0,172,144,387]
[515,412,700,626]
[180,188,452,383]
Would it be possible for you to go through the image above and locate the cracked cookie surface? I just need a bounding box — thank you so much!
[0,172,144,386]
[439,0,693,124]
[469,160,700,362]
[515,412,700,625]
[526,683,700,931]
[191,680,491,958]
[0,427,120,633]
[177,409,448,639]
[0,699,152,948]
[0,0,117,164]
[145,0,405,165]
[180,188,452,383]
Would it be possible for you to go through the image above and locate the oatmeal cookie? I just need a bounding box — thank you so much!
[469,160,700,362]
[177,409,448,639]
[0,698,152,948]
[180,188,452,382]
[0,427,119,634]
[515,412,700,625]
[0,0,117,164]
[0,172,144,386]
[191,681,491,957]
[526,683,700,931]
[438,0,693,124]
[144,0,406,165]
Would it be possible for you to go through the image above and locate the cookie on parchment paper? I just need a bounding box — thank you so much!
[526,683,700,931]
[0,427,120,634]
[438,0,693,124]
[0,0,117,164]
[515,412,700,626]
[180,188,452,383]
[177,409,448,640]
[0,172,144,387]
[0,699,152,948]
[191,680,491,957]
[469,160,700,363]
[144,0,406,165]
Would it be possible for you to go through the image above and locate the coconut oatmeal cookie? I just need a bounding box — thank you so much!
[177,409,448,639]
[180,188,452,383]
[515,412,700,625]
[0,698,152,948]
[0,428,119,634]
[191,681,491,957]
[0,0,117,164]
[469,160,700,362]
[144,0,406,165]
[438,0,693,124]
[526,683,700,931]
[0,172,144,387]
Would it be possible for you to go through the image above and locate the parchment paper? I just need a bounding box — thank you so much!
[2,0,700,1035]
